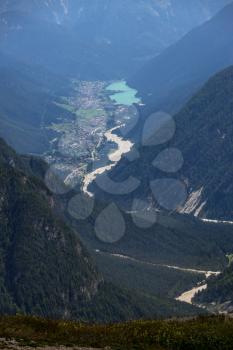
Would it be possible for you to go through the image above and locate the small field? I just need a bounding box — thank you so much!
[77,109,106,120]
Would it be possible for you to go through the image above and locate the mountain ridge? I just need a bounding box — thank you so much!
[0,0,231,79]
[101,65,233,222]
[129,1,233,114]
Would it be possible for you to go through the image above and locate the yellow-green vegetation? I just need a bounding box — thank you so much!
[54,100,106,121]
[54,101,76,114]
[77,108,106,120]
[0,316,233,350]
[48,122,73,133]
[227,254,233,266]
[48,108,106,135]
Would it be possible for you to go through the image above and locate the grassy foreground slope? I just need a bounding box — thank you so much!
[0,315,233,350]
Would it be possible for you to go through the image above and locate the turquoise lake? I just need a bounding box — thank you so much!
[106,81,141,106]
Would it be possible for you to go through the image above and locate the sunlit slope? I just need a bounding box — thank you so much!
[109,65,233,220]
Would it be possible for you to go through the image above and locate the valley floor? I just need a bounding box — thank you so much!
[95,250,220,307]
[44,80,137,191]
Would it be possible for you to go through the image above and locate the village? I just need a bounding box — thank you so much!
[44,80,138,189]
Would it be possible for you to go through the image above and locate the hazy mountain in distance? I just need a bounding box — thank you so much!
[0,0,231,78]
[130,1,233,114]
[0,51,73,154]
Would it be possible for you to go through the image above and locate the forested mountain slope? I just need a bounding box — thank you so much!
[0,138,201,321]
[76,206,233,272]
[0,138,100,319]
[103,65,233,221]
[194,262,233,313]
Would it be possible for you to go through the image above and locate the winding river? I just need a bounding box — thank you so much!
[176,271,220,304]
[176,284,208,304]
[82,126,133,197]
[82,81,138,197]
[82,81,223,307]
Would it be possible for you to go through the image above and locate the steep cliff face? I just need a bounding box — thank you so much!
[0,137,103,319]
[173,66,233,220]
